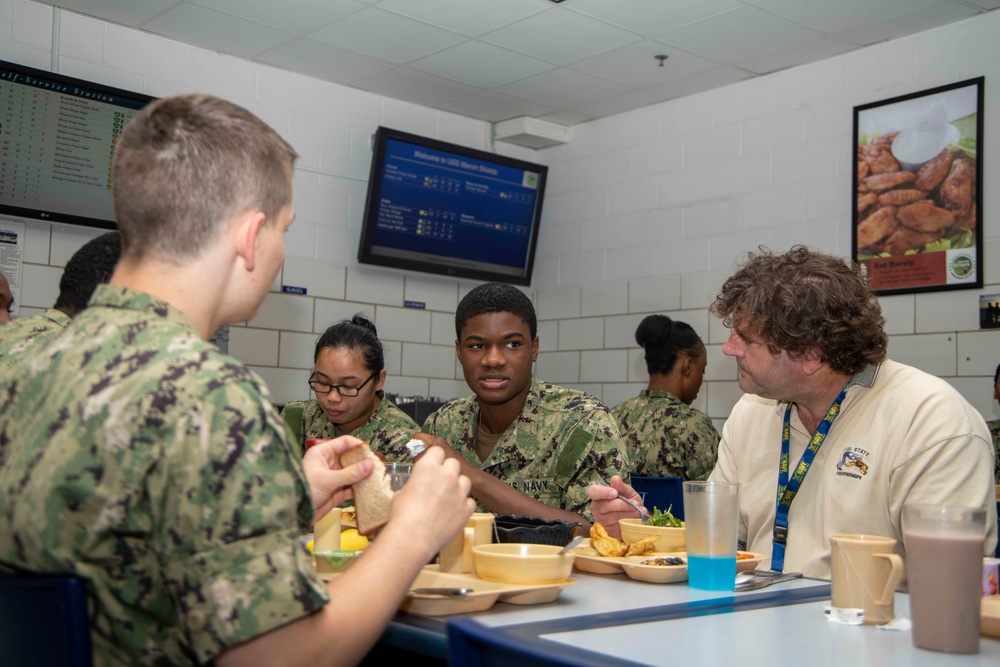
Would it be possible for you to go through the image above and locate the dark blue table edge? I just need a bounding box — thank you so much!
[381,579,832,661]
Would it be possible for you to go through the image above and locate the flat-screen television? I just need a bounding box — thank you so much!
[0,59,154,230]
[358,126,547,286]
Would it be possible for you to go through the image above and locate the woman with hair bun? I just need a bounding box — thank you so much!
[613,314,719,480]
[281,314,418,459]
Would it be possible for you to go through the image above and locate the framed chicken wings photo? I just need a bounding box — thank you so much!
[853,77,983,296]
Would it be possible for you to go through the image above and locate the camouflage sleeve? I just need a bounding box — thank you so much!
[557,409,628,520]
[157,381,328,662]
[684,412,721,481]
[279,401,307,456]
[362,400,419,461]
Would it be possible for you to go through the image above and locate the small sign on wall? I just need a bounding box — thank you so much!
[980,294,1000,330]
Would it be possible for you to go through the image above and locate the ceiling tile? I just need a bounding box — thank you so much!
[837,2,980,46]
[647,67,754,100]
[408,41,555,89]
[48,0,178,27]
[497,68,634,109]
[308,7,467,63]
[437,91,556,123]
[573,90,667,119]
[352,66,480,107]
[757,0,948,35]
[480,9,642,66]
[965,0,1000,8]
[376,0,549,36]
[568,39,720,89]
[143,4,295,59]
[656,7,823,64]
[538,109,599,125]
[255,37,394,83]
[189,0,365,35]
[739,38,859,75]
[566,0,743,36]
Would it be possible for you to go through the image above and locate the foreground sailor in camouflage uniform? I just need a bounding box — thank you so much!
[0,94,473,667]
[612,314,719,481]
[422,282,628,530]
[0,230,121,364]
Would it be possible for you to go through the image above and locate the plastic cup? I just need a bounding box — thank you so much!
[902,504,985,654]
[385,462,412,492]
[829,534,903,625]
[682,481,739,590]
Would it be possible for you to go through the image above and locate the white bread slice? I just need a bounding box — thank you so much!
[340,442,393,536]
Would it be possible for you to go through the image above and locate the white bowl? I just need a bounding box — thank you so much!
[891,122,960,172]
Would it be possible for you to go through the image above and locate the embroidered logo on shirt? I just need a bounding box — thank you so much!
[836,449,869,478]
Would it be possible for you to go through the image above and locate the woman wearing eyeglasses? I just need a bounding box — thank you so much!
[281,315,419,458]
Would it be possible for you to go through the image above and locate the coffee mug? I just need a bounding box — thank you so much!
[439,513,495,574]
[829,533,903,625]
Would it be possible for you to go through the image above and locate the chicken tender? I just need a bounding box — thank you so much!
[862,170,917,192]
[862,143,899,175]
[857,206,898,249]
[877,189,926,207]
[897,199,955,233]
[915,149,956,191]
[857,191,877,215]
[954,202,977,231]
[882,226,944,256]
[939,158,973,217]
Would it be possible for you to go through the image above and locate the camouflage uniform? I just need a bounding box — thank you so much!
[0,307,71,364]
[281,397,419,459]
[422,376,628,520]
[0,285,328,665]
[612,389,719,481]
[989,418,1000,483]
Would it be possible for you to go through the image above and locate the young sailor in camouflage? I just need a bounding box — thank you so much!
[421,282,627,528]
[0,231,120,364]
[612,315,719,481]
[281,314,418,458]
[0,94,474,667]
[424,375,626,519]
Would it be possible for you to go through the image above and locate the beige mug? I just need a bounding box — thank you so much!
[829,534,904,625]
[439,513,495,574]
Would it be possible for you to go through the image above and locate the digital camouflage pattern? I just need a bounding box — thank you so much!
[422,376,628,520]
[281,397,419,459]
[990,419,1000,483]
[0,307,71,364]
[0,285,328,665]
[612,389,720,481]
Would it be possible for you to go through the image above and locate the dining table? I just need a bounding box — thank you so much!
[370,569,1000,666]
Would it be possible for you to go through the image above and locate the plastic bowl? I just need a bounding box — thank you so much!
[493,515,580,546]
[619,518,686,553]
[313,550,363,575]
[471,543,575,584]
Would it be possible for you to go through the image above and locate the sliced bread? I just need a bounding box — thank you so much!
[340,442,393,536]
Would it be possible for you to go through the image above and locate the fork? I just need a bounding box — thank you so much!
[617,494,651,525]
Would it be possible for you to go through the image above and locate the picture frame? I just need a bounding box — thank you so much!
[853,77,983,296]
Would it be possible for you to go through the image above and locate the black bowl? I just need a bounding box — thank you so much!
[492,514,581,546]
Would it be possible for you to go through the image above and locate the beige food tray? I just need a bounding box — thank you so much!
[319,565,576,616]
[983,595,1000,638]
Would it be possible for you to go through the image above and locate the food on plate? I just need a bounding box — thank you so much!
[340,506,357,525]
[896,199,955,233]
[339,528,369,551]
[589,522,658,557]
[642,556,685,567]
[590,522,627,557]
[736,552,756,561]
[857,206,898,249]
[939,157,974,217]
[915,148,956,191]
[861,170,916,192]
[646,506,682,528]
[877,188,926,207]
[340,441,394,535]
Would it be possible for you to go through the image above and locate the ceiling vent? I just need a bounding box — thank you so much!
[493,117,569,149]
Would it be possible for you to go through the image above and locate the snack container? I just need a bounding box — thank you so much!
[983,557,999,597]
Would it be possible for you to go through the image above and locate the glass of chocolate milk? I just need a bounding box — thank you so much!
[902,504,986,654]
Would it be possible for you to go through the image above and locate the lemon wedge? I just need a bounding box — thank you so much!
[340,528,368,551]
[306,539,314,553]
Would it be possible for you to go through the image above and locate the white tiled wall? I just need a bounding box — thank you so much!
[3,1,999,429]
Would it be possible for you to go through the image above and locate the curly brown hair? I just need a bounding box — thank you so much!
[710,246,887,375]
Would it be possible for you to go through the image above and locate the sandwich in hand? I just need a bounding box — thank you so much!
[339,441,394,536]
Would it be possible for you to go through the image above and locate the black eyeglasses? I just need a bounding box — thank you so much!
[308,373,378,397]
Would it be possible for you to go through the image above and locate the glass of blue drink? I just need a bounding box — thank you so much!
[683,481,740,590]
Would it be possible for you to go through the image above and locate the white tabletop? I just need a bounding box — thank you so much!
[540,593,1000,666]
